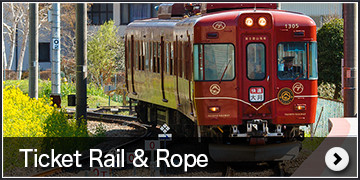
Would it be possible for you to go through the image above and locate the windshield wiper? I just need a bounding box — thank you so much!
[218,59,232,84]
[292,71,305,82]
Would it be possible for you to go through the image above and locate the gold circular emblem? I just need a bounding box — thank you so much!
[210,84,221,95]
[278,88,294,105]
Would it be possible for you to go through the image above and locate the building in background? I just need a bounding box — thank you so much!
[280,3,342,29]
[2,3,342,74]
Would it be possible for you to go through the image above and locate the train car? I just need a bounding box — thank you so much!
[125,3,318,162]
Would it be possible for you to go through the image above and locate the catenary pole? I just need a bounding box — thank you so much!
[29,3,38,99]
[76,3,87,124]
[50,3,62,107]
[343,3,358,117]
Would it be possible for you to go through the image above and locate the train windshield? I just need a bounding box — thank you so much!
[247,43,266,80]
[194,44,235,81]
[277,42,308,80]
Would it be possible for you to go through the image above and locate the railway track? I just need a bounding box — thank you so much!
[31,108,308,177]
[32,110,151,177]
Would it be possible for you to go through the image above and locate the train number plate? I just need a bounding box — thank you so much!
[249,87,264,102]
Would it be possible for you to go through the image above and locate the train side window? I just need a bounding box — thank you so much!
[127,39,131,69]
[145,42,150,71]
[185,42,191,80]
[277,42,307,80]
[153,42,157,73]
[174,38,178,76]
[183,42,187,79]
[166,43,170,75]
[149,42,154,72]
[141,41,145,71]
[177,41,182,77]
[247,43,266,80]
[157,42,161,73]
[309,42,318,79]
[180,42,184,78]
[186,36,192,80]
[194,44,235,81]
[194,45,203,80]
[134,41,139,70]
[170,42,174,75]
[138,41,142,70]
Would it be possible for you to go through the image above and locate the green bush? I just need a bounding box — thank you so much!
[87,20,125,87]
[318,82,343,101]
[317,18,343,99]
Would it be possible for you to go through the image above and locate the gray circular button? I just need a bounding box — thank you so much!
[325,147,349,171]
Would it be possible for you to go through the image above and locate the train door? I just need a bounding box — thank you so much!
[160,36,167,102]
[130,35,136,95]
[241,34,273,120]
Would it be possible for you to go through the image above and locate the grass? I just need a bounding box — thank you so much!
[302,137,326,152]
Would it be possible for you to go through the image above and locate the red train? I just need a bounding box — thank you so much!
[125,3,318,161]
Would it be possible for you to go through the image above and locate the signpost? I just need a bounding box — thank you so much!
[158,124,172,175]
[104,85,116,106]
[145,140,160,176]
[127,152,136,176]
[52,38,60,50]
[90,167,111,177]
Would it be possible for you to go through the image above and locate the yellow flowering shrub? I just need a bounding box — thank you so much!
[3,86,88,137]
[3,86,89,171]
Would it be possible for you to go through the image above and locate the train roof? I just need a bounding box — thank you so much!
[125,8,315,32]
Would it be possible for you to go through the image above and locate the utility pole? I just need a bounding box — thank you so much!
[50,3,61,107]
[343,3,358,117]
[76,3,87,124]
[29,3,38,99]
[3,32,6,81]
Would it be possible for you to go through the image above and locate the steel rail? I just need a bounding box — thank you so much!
[31,112,150,177]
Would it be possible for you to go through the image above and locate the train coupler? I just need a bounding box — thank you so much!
[231,119,283,138]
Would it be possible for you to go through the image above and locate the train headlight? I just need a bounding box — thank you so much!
[245,17,254,27]
[294,104,306,111]
[208,106,220,113]
[258,17,267,27]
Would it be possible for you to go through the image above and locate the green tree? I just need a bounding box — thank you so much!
[317,18,343,99]
[87,20,125,88]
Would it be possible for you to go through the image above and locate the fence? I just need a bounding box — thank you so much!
[302,97,344,137]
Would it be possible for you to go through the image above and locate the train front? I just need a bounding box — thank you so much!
[193,9,318,162]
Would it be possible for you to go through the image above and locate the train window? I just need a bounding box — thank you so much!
[157,42,161,73]
[149,42,153,72]
[153,42,157,73]
[127,39,131,68]
[247,43,266,80]
[138,41,142,70]
[309,42,318,79]
[170,43,174,75]
[181,43,185,78]
[277,42,307,80]
[166,43,170,75]
[178,42,182,78]
[185,41,191,80]
[194,44,235,81]
[134,41,139,70]
[141,41,145,71]
[145,42,150,71]
[174,38,179,76]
